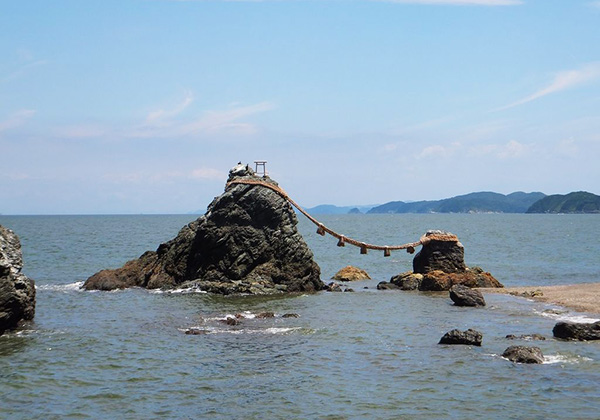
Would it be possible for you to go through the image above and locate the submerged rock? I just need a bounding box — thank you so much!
[449,284,486,307]
[376,281,401,290]
[502,345,544,364]
[439,328,483,346]
[552,321,600,341]
[84,164,324,294]
[0,225,36,335]
[389,272,423,290]
[332,265,371,282]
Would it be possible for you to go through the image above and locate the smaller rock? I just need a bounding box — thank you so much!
[505,334,546,341]
[376,281,401,290]
[553,321,600,341]
[326,282,343,292]
[502,345,544,364]
[220,317,241,326]
[390,272,423,290]
[332,266,371,282]
[185,328,208,335]
[439,329,482,346]
[256,312,275,319]
[344,288,355,292]
[282,313,300,318]
[449,284,486,307]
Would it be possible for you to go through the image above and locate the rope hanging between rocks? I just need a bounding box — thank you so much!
[226,179,458,257]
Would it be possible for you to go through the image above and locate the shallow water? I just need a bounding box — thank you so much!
[1,214,599,419]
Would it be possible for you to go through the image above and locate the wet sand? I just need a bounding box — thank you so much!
[480,282,600,315]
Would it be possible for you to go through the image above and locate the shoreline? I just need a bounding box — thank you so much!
[480,282,600,315]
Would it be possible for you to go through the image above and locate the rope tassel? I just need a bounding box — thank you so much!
[360,243,368,254]
[316,224,326,236]
[384,247,391,257]
[407,246,415,254]
[337,236,345,247]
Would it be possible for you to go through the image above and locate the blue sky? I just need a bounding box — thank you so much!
[1,0,599,214]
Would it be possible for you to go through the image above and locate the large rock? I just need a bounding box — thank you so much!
[438,328,483,346]
[553,321,600,341]
[449,284,486,307]
[332,265,371,282]
[413,230,466,274]
[0,225,36,335]
[84,164,324,294]
[502,345,544,364]
[391,231,503,292]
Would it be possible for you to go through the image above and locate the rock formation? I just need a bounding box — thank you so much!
[502,346,544,364]
[449,284,486,307]
[438,328,483,346]
[389,231,503,291]
[0,225,36,335]
[553,321,600,341]
[331,265,371,282]
[84,163,324,294]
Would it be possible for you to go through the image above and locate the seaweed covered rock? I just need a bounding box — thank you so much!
[1,225,36,335]
[84,163,324,294]
[502,346,544,364]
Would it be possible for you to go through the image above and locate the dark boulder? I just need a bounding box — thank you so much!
[389,272,422,290]
[449,284,486,307]
[553,321,600,341]
[0,225,36,335]
[84,164,324,294]
[502,345,544,364]
[413,230,466,274]
[439,328,482,346]
[376,281,401,290]
[506,334,546,341]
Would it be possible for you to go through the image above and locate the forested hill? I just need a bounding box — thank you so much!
[368,191,546,214]
[526,191,600,214]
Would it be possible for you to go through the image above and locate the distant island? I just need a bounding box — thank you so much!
[304,191,600,215]
[526,191,600,214]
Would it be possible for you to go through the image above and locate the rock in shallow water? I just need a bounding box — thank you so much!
[332,265,371,282]
[0,225,36,335]
[449,284,486,307]
[553,321,600,341]
[502,345,544,364]
[438,328,483,346]
[84,164,324,294]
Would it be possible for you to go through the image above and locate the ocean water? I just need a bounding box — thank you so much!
[1,213,599,419]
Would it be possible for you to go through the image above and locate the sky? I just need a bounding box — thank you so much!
[1,0,599,214]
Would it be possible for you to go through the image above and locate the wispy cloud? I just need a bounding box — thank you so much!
[145,90,194,126]
[496,62,600,111]
[589,1,600,9]
[0,110,36,134]
[376,0,522,5]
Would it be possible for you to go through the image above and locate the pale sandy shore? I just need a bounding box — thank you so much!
[479,282,600,315]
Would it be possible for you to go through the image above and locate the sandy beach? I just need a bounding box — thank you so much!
[480,283,600,315]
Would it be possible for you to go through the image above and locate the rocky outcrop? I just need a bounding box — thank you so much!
[502,346,544,364]
[552,321,600,341]
[449,284,486,307]
[84,164,324,294]
[438,328,482,346]
[390,231,503,291]
[1,225,36,335]
[332,266,371,282]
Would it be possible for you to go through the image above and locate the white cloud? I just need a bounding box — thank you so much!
[190,167,226,180]
[377,0,522,5]
[0,109,36,133]
[145,90,194,126]
[496,62,600,111]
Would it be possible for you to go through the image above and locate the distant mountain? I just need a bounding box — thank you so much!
[368,191,546,214]
[526,191,600,214]
[305,204,376,215]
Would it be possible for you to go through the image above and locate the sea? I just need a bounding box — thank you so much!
[0,213,599,419]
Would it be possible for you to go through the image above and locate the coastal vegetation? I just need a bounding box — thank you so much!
[526,191,600,214]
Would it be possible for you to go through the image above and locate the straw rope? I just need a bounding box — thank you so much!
[226,178,459,256]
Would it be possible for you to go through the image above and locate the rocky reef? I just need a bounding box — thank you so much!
[84,164,324,294]
[1,225,36,335]
[387,230,503,291]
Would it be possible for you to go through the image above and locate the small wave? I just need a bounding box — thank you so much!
[149,287,207,295]
[36,281,84,292]
[180,326,306,335]
[543,354,593,365]
[535,309,600,324]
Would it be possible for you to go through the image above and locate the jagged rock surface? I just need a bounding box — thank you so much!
[0,225,36,335]
[332,265,371,281]
[502,345,544,364]
[553,321,600,341]
[84,164,324,294]
[413,231,466,274]
[438,328,483,346]
[449,284,486,307]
